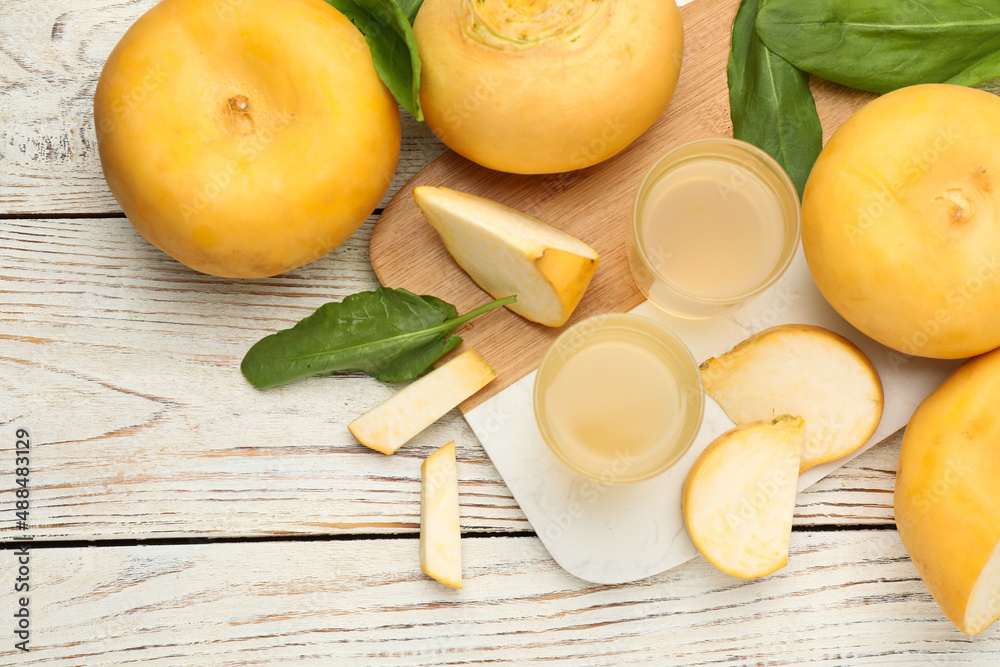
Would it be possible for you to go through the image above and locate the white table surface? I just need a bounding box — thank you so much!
[1,0,999,663]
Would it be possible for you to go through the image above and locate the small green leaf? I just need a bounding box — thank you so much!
[241,288,514,389]
[728,0,822,198]
[325,0,423,120]
[756,0,1000,94]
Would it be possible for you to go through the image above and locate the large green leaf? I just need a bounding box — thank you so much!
[728,0,823,198]
[325,0,424,119]
[241,288,513,388]
[756,0,1000,94]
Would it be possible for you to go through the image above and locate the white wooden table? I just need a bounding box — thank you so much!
[2,0,999,663]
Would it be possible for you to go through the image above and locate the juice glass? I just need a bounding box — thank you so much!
[533,313,703,483]
[628,138,800,318]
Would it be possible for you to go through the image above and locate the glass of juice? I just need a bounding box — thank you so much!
[628,137,801,318]
[533,313,703,484]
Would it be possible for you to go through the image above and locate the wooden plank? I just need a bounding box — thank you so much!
[1,215,901,542]
[0,0,446,216]
[0,215,522,538]
[795,428,900,527]
[1,531,997,664]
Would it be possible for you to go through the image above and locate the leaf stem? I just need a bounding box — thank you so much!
[444,295,517,330]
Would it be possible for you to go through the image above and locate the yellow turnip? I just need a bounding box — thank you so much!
[802,84,1000,358]
[896,348,1000,635]
[414,0,684,174]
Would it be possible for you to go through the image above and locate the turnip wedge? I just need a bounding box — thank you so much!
[699,324,883,473]
[413,186,599,327]
[683,416,804,579]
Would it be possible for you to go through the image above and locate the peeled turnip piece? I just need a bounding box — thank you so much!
[413,186,599,327]
[420,441,463,589]
[699,324,883,473]
[683,416,804,579]
[349,349,496,455]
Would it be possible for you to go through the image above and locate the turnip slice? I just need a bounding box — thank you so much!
[699,324,883,473]
[349,349,496,455]
[683,416,804,579]
[420,441,462,589]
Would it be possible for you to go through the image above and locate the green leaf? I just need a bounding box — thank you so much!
[728,0,823,198]
[325,0,423,120]
[241,288,514,389]
[417,293,457,319]
[755,0,1000,94]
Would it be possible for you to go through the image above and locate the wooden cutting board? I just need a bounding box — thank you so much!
[370,0,876,412]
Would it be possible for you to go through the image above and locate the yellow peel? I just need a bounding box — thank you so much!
[896,349,1000,635]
